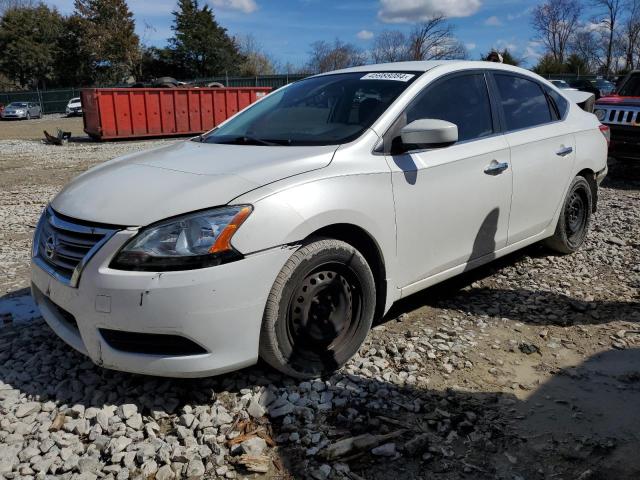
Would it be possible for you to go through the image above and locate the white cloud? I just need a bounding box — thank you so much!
[466,42,477,50]
[378,0,481,23]
[357,29,374,40]
[484,15,502,26]
[210,0,258,14]
[494,39,517,52]
[506,7,532,21]
[524,41,542,60]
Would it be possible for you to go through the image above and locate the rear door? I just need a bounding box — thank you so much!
[386,71,512,289]
[490,73,576,245]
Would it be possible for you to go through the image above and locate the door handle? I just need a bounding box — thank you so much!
[556,146,573,157]
[484,161,509,175]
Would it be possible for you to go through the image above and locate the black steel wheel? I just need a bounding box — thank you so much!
[545,176,593,254]
[260,238,376,378]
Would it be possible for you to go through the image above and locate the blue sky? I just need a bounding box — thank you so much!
[46,0,560,67]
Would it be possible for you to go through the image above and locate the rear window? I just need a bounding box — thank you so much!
[494,74,552,131]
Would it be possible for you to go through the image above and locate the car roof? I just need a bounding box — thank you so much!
[318,60,542,78]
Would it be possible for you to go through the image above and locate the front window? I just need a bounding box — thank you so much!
[204,72,419,146]
[8,102,27,108]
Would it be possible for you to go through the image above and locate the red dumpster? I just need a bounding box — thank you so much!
[81,87,271,140]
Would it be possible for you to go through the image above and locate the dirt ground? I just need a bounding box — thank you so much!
[0,136,639,480]
[0,115,85,141]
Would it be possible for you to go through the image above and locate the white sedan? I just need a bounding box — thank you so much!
[31,61,608,379]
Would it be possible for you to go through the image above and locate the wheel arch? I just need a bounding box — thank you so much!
[308,223,388,321]
[576,167,598,212]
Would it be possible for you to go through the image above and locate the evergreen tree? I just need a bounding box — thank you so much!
[533,54,568,75]
[0,4,63,88]
[168,0,244,79]
[73,0,141,84]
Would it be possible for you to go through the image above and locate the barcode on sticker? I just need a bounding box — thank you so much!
[361,73,415,82]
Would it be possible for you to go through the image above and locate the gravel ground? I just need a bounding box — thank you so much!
[0,139,639,480]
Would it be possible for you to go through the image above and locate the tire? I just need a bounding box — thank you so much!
[544,176,593,254]
[26,112,31,120]
[260,238,376,379]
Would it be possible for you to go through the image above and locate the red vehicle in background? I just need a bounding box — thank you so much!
[0,103,4,115]
[594,70,640,160]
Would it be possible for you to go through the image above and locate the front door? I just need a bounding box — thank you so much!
[386,72,513,290]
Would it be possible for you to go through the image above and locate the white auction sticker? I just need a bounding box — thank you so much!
[361,72,415,82]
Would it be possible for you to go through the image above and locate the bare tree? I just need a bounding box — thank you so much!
[591,0,623,74]
[371,30,409,63]
[238,34,277,75]
[531,0,582,64]
[407,16,466,61]
[571,29,603,72]
[622,0,640,69]
[307,39,367,73]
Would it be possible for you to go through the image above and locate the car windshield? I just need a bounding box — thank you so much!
[203,72,420,146]
[69,98,80,103]
[553,80,569,88]
[7,102,27,108]
[618,74,640,96]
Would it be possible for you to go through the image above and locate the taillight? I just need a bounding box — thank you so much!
[599,124,610,146]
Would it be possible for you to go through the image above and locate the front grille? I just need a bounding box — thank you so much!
[99,329,208,356]
[599,105,640,126]
[34,208,118,287]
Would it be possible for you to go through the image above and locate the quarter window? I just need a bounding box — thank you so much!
[545,87,569,120]
[494,74,552,130]
[406,73,494,142]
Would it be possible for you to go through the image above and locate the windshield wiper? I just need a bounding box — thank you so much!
[217,135,283,146]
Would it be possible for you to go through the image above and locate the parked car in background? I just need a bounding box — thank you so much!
[65,97,82,116]
[550,79,576,90]
[594,70,640,160]
[1,102,41,120]
[593,78,616,97]
[0,103,4,115]
[31,61,608,379]
[568,79,602,99]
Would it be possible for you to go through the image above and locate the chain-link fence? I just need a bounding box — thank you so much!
[0,75,308,114]
[0,88,83,114]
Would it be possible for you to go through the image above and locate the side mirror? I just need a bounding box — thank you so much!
[399,119,458,150]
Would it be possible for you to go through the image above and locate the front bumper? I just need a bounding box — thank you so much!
[1,112,27,119]
[31,230,293,377]
[607,124,640,160]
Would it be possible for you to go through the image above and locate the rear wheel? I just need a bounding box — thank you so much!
[544,176,593,254]
[260,238,376,378]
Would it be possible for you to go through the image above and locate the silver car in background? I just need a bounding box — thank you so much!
[1,102,42,120]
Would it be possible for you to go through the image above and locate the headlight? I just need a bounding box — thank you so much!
[594,109,606,121]
[110,206,252,271]
[16,109,25,114]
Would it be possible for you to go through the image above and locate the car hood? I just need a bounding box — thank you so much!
[51,140,337,226]
[597,95,640,107]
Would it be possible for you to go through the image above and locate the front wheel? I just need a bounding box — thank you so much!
[259,238,376,379]
[544,176,593,254]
